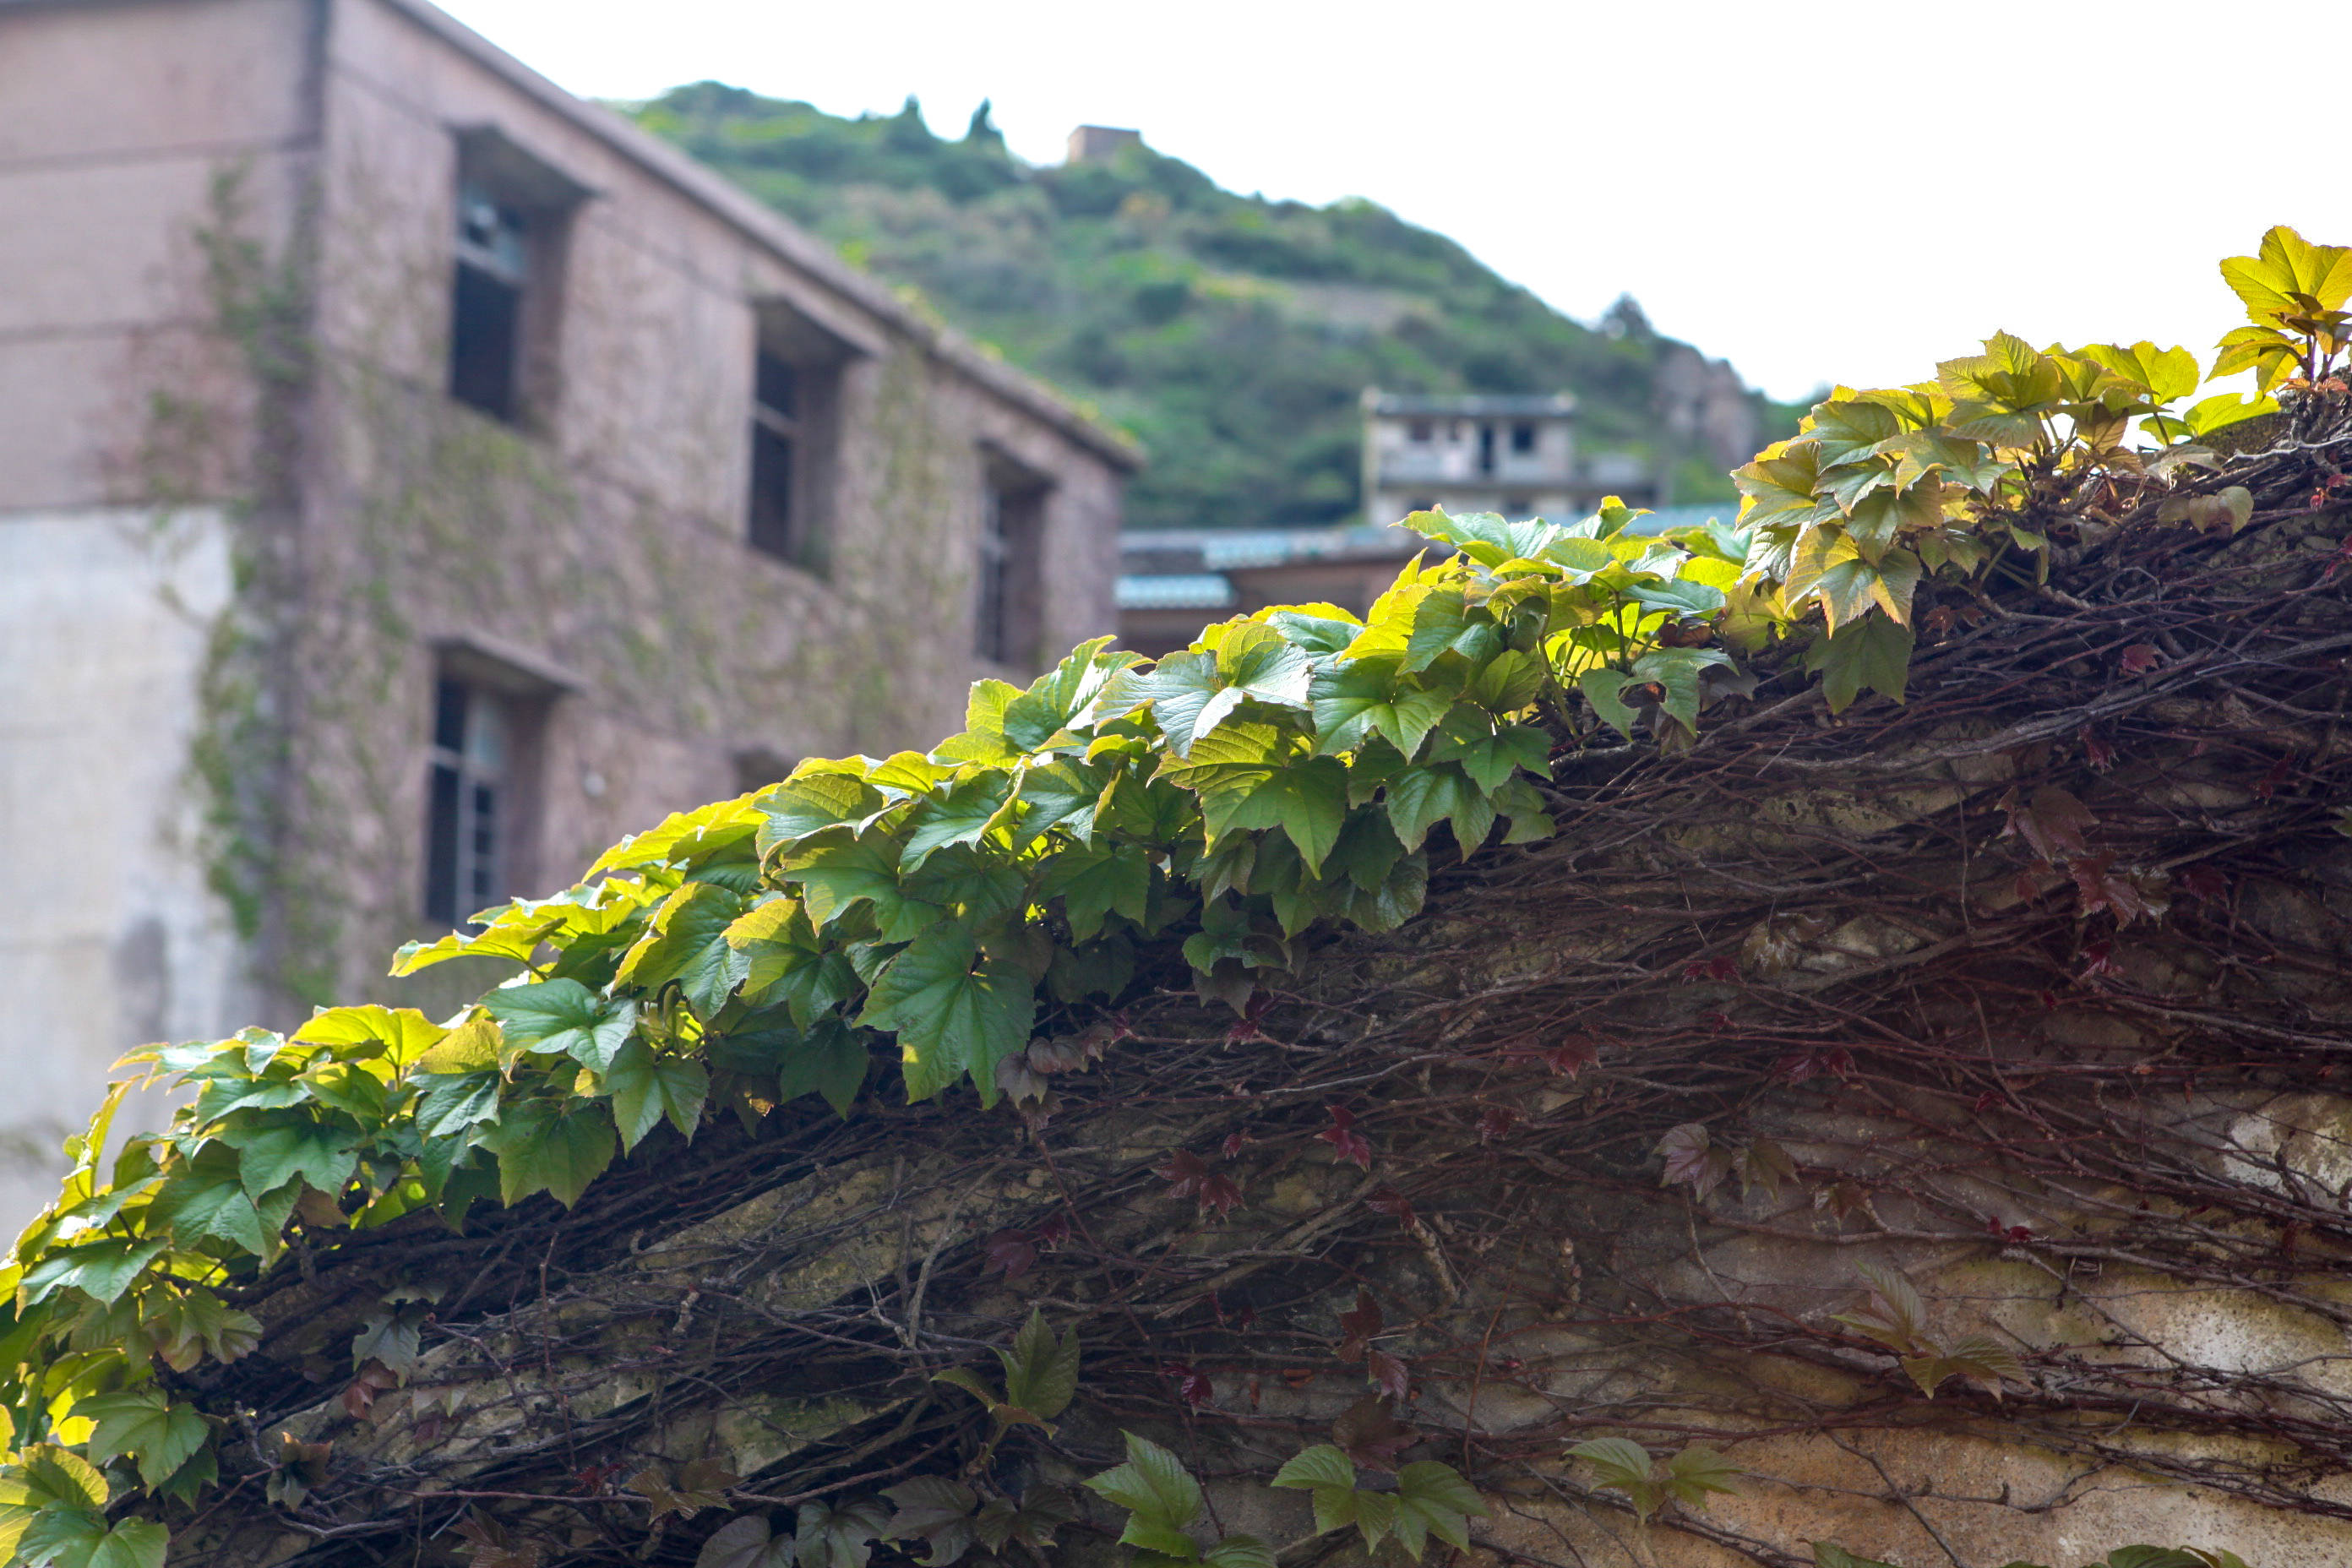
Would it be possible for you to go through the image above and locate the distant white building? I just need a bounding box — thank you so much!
[1359,389,1661,526]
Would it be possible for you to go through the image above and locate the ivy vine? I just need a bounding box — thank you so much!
[6,227,2346,1568]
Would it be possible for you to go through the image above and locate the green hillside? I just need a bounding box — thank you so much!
[632,85,1798,531]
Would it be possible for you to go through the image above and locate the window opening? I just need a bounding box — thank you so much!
[976,482,1012,663]
[1407,419,1432,443]
[449,182,529,422]
[975,463,1048,666]
[423,677,509,926]
[748,349,801,560]
[1478,423,1496,475]
[1511,422,1537,454]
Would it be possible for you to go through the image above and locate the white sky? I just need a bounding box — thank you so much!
[439,0,2332,404]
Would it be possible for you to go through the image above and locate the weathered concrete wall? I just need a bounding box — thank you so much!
[0,509,249,1224]
[0,0,318,1223]
[284,0,1125,1013]
[0,0,1130,1222]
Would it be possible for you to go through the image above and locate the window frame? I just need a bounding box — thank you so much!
[422,677,511,928]
[444,128,591,433]
[420,640,565,930]
[744,302,856,574]
[974,450,1052,668]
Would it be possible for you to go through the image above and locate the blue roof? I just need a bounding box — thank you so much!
[1117,573,1237,611]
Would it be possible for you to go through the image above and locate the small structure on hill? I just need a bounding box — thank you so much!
[1360,389,1662,525]
[0,0,1137,1224]
[1066,125,1146,164]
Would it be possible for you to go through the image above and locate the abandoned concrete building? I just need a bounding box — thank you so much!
[1359,389,1662,529]
[0,0,1136,1222]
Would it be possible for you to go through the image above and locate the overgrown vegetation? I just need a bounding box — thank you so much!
[7,231,2351,1568]
[629,85,1796,527]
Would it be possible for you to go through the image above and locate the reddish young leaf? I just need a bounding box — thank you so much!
[2080,939,2120,977]
[1679,956,1738,983]
[1545,1037,1600,1076]
[340,1359,400,1422]
[1318,1105,1373,1169]
[2118,643,2162,674]
[1035,1211,1070,1249]
[1163,1363,1212,1409]
[1366,1187,1417,1225]
[1330,1396,1414,1470]
[1366,1347,1410,1402]
[1198,1173,1244,1219]
[2069,855,2167,925]
[1156,1149,1210,1196]
[1026,1034,1091,1074]
[2081,730,2115,771]
[2001,785,2098,864]
[1337,1288,1383,1361]
[983,1230,1037,1279]
[2253,757,2292,800]
[1220,1131,1249,1159]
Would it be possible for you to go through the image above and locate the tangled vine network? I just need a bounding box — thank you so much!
[10,233,2352,1568]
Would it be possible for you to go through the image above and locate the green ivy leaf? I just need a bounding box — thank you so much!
[78,1390,208,1489]
[727,898,858,1027]
[1426,715,1550,792]
[773,1016,871,1116]
[695,1514,796,1568]
[858,927,1035,1105]
[1396,1460,1484,1553]
[1271,1445,1355,1491]
[754,770,891,856]
[1199,1537,1274,1568]
[484,979,640,1073]
[602,1039,710,1152]
[231,1118,360,1200]
[783,833,942,943]
[476,1100,618,1208]
[18,1238,168,1307]
[1037,844,1151,943]
[616,883,750,1016]
[1004,634,1135,751]
[413,1071,502,1137]
[995,1310,1080,1422]
[1309,659,1451,759]
[147,1168,274,1255]
[1084,1433,1202,1559]
[1384,764,1495,857]
[1161,724,1348,874]
[1805,615,1915,714]
[901,773,1015,870]
[289,1004,447,1066]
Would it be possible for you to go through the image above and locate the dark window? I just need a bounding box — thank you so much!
[748,350,802,560]
[449,183,529,422]
[975,465,1048,666]
[1477,423,1495,475]
[1407,419,1432,443]
[423,677,510,926]
[744,308,847,572]
[1511,422,1537,454]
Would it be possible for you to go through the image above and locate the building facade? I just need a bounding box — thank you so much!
[0,0,1135,1221]
[1358,389,1659,528]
